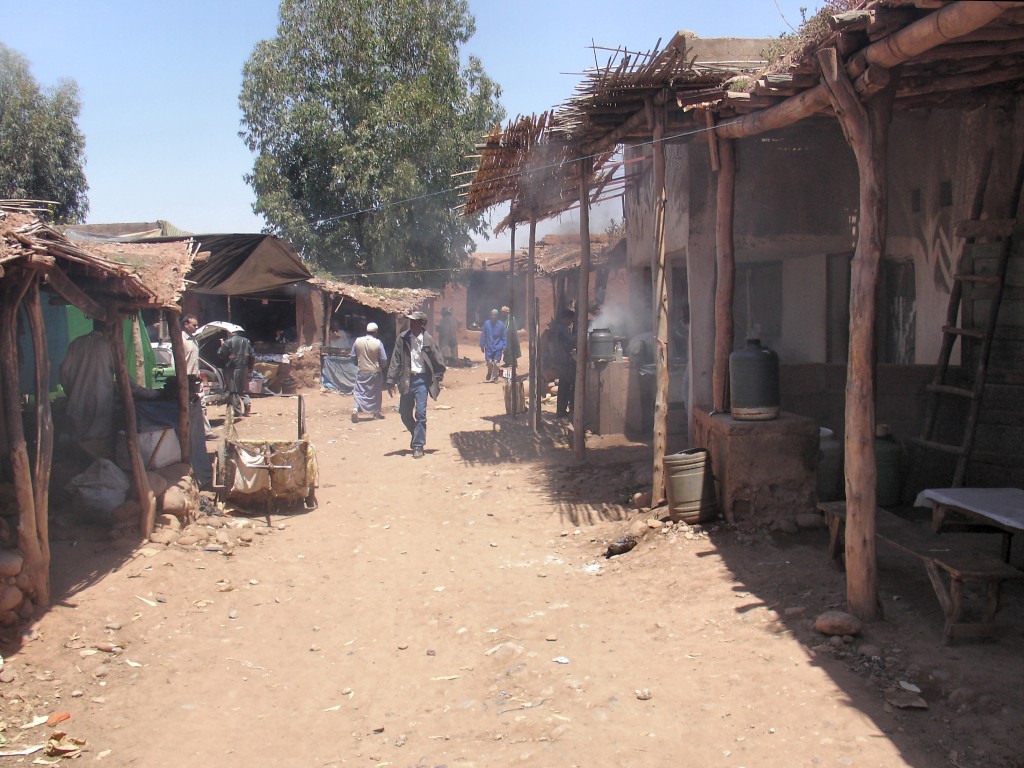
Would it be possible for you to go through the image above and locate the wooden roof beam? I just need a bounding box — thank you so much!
[23,255,110,322]
[717,0,1020,139]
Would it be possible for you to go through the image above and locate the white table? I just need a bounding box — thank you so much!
[915,487,1024,562]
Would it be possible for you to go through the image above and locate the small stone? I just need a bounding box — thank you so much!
[635,688,653,700]
[795,512,825,529]
[784,606,807,618]
[776,519,799,534]
[814,610,862,636]
[310,644,321,652]
[0,668,15,683]
[156,513,181,531]
[828,635,844,648]
[546,635,557,642]
[397,643,409,651]
[149,529,179,545]
[0,550,24,578]
[105,621,122,631]
[858,644,881,658]
[228,610,238,620]
[645,519,662,529]
[70,690,83,698]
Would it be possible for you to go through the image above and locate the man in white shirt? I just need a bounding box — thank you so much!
[350,321,388,422]
[182,314,212,487]
[385,310,446,459]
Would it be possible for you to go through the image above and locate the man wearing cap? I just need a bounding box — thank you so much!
[479,308,506,383]
[350,321,388,422]
[386,310,446,459]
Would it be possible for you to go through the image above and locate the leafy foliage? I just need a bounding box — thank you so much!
[239,0,504,287]
[0,43,89,224]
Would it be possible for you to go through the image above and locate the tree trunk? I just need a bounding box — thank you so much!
[713,138,737,412]
[107,319,157,537]
[819,47,897,622]
[528,215,540,432]
[25,280,52,608]
[651,106,670,504]
[168,311,191,463]
[573,158,593,460]
[0,274,49,607]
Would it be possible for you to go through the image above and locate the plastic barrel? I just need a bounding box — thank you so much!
[729,339,780,420]
[664,449,718,524]
[874,431,902,507]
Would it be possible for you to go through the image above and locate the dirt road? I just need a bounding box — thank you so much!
[3,362,1022,767]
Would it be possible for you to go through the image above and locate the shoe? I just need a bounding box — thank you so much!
[412,448,425,459]
[351,410,359,423]
[374,412,385,420]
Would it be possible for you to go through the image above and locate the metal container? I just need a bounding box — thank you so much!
[664,449,719,524]
[729,338,780,420]
[588,328,615,362]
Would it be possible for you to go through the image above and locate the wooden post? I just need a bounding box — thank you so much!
[819,47,897,622]
[167,311,191,462]
[573,157,593,460]
[0,274,49,606]
[25,280,53,608]
[107,319,157,537]
[651,105,671,504]
[509,224,518,414]
[713,137,737,412]
[528,215,540,432]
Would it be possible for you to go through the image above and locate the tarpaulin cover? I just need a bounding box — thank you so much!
[321,353,356,394]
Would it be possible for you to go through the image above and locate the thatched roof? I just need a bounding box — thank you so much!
[311,278,440,315]
[532,234,627,276]
[458,112,619,233]
[0,201,157,307]
[64,227,311,299]
[87,240,196,307]
[460,1,1024,222]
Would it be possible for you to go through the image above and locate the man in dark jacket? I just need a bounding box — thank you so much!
[386,310,446,459]
[217,328,255,418]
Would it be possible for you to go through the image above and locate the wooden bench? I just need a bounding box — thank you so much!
[820,501,1023,644]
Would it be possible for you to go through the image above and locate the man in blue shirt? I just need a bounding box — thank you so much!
[479,308,506,383]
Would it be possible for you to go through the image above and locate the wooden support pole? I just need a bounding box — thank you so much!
[651,105,671,505]
[573,157,593,460]
[528,215,540,432]
[107,318,157,537]
[167,311,191,463]
[819,46,897,622]
[713,137,737,412]
[25,280,53,608]
[509,224,518,415]
[0,274,49,607]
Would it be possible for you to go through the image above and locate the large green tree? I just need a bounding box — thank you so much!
[0,43,88,223]
[239,0,503,286]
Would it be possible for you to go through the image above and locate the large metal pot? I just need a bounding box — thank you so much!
[588,328,615,362]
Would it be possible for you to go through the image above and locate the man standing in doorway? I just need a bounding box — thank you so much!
[182,314,212,487]
[351,321,388,422]
[479,308,506,383]
[386,310,445,459]
[550,309,576,418]
[217,327,255,418]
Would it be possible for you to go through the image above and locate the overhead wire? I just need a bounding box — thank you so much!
[313,115,738,226]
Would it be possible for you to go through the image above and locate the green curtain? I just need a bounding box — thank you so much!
[123,314,157,388]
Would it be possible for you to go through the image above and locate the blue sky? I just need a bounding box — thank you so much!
[3,0,820,252]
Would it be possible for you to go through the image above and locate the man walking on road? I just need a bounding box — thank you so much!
[217,327,255,418]
[386,310,446,458]
[351,321,388,422]
[479,308,506,382]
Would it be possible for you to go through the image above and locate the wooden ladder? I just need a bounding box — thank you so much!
[913,153,1023,487]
